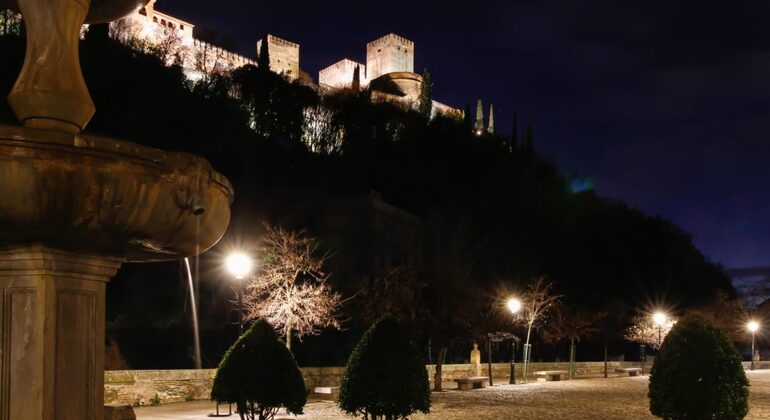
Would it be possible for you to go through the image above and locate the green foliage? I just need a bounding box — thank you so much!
[339,315,430,420]
[649,314,749,419]
[0,10,22,36]
[417,68,433,118]
[149,394,161,406]
[211,319,307,420]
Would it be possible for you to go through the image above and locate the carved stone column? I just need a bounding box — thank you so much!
[0,246,122,420]
[7,0,94,133]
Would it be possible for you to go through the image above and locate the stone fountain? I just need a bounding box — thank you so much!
[0,0,233,418]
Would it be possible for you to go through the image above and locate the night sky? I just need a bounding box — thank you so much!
[160,0,770,270]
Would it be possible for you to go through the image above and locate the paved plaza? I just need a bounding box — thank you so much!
[135,370,770,419]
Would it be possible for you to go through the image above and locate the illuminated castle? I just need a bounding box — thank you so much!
[319,34,459,117]
[113,5,458,115]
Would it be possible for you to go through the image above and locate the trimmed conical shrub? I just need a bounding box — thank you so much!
[339,314,430,420]
[649,313,749,419]
[211,319,306,420]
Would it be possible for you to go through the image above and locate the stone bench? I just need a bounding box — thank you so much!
[615,367,643,377]
[533,370,569,381]
[313,386,340,400]
[454,376,488,390]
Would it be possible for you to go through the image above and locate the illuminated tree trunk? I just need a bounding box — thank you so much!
[434,347,447,392]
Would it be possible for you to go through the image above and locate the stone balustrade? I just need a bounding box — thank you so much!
[105,361,641,406]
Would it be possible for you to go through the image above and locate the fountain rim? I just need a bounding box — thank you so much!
[0,124,234,202]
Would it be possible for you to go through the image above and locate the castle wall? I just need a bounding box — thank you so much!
[257,34,300,81]
[366,33,414,80]
[319,59,367,89]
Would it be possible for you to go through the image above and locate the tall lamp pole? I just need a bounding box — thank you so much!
[226,252,253,334]
[653,312,667,349]
[748,321,760,371]
[507,297,522,385]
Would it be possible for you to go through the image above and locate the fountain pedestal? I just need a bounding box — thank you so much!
[0,246,121,419]
[0,0,233,418]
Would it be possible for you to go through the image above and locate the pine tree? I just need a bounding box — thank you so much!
[211,319,307,420]
[474,99,484,135]
[524,121,533,153]
[417,68,433,118]
[258,35,270,71]
[339,315,430,419]
[352,65,361,91]
[487,104,495,134]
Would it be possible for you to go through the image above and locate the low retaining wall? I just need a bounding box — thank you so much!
[105,361,641,406]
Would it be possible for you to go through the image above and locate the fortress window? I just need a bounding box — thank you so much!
[180,25,185,30]
[153,16,158,23]
[139,7,147,15]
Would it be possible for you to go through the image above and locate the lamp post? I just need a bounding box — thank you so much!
[507,297,522,385]
[225,252,253,334]
[653,312,667,349]
[748,320,760,370]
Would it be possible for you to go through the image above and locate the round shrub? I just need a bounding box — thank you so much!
[649,313,749,419]
[339,314,430,420]
[211,319,306,420]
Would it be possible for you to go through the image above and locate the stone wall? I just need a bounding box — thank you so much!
[104,361,641,406]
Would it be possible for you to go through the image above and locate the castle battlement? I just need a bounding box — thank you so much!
[367,33,414,48]
[319,59,367,89]
[265,33,300,48]
[257,34,301,81]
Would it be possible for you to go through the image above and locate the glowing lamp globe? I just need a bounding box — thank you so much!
[653,312,668,326]
[226,253,253,280]
[507,297,522,314]
[748,321,760,333]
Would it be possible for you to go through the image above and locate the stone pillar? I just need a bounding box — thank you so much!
[0,246,122,420]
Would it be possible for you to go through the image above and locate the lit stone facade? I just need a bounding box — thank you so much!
[110,0,255,78]
[319,58,367,89]
[140,0,194,43]
[366,33,414,80]
[257,34,301,81]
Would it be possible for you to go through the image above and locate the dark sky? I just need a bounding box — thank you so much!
[160,0,770,270]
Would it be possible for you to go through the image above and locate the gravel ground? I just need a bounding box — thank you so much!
[136,370,770,419]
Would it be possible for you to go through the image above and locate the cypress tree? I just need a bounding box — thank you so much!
[474,99,484,135]
[258,35,270,71]
[417,68,433,118]
[524,121,533,153]
[352,65,361,91]
[463,103,473,133]
[487,104,495,134]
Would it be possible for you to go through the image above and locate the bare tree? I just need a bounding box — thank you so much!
[518,276,561,379]
[302,104,344,154]
[625,315,676,350]
[242,223,343,350]
[542,305,601,377]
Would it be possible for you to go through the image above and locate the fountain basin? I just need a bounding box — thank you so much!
[0,125,233,262]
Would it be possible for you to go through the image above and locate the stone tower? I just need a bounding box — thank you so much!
[256,34,300,81]
[366,33,414,80]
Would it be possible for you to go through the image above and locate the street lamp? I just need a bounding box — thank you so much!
[225,252,253,334]
[653,311,668,349]
[748,320,760,370]
[507,297,522,385]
